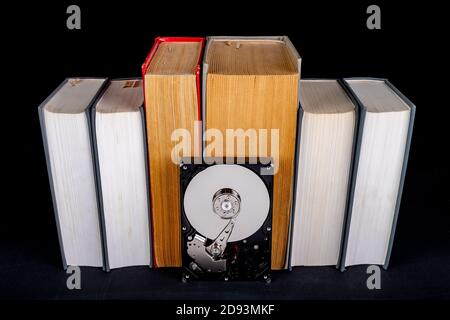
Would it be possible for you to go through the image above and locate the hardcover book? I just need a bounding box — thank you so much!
[340,78,416,270]
[142,37,205,267]
[203,36,301,269]
[38,78,108,269]
[290,79,357,267]
[91,78,152,270]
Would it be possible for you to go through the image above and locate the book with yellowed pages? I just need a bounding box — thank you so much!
[202,36,301,269]
[340,78,416,271]
[289,79,358,268]
[142,37,205,267]
[91,78,152,271]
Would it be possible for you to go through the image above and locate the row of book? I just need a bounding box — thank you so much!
[39,78,150,270]
[39,36,415,271]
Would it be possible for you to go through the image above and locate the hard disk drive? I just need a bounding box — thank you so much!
[180,158,273,282]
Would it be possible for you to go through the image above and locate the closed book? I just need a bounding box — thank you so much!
[290,79,357,267]
[91,78,152,271]
[142,37,205,267]
[340,78,416,270]
[203,36,301,269]
[38,77,108,269]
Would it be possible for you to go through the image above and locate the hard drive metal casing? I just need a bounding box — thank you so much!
[180,158,273,282]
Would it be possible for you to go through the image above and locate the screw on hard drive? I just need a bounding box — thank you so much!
[187,235,192,241]
[266,227,271,232]
[182,226,187,231]
[182,165,188,170]
[224,276,229,281]
[264,275,271,284]
[190,262,198,271]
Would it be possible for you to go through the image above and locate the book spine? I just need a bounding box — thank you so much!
[336,79,362,270]
[139,105,153,268]
[38,79,70,270]
[87,79,111,272]
[382,80,416,269]
[338,78,368,272]
[287,105,304,270]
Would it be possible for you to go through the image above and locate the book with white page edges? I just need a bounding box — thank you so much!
[340,78,416,270]
[38,77,108,269]
[91,78,152,271]
[289,79,357,268]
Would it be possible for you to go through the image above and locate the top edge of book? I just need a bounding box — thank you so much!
[142,37,205,76]
[300,79,356,114]
[344,78,411,113]
[204,36,301,76]
[42,78,107,114]
[95,79,144,114]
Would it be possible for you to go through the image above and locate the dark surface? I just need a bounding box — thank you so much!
[2,1,449,300]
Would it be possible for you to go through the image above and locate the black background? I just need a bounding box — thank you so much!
[1,0,449,302]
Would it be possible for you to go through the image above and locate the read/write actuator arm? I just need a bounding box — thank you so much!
[186,188,241,273]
